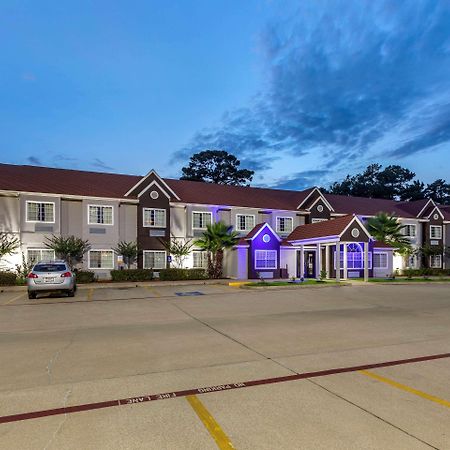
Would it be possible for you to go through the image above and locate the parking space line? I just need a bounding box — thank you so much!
[144,287,161,297]
[186,395,235,449]
[4,292,25,305]
[1,352,449,425]
[359,370,450,409]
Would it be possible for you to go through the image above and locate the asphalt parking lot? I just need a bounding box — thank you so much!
[0,283,449,449]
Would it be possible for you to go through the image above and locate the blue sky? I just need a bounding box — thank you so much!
[1,0,449,189]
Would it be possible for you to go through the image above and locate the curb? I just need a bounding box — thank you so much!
[0,279,231,293]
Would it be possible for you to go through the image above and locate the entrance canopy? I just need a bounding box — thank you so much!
[287,214,372,281]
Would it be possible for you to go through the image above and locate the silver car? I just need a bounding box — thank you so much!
[27,260,76,299]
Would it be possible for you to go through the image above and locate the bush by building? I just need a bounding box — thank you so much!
[75,270,97,284]
[0,271,17,286]
[158,268,207,281]
[110,269,153,282]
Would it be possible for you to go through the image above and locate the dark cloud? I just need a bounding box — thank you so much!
[272,170,331,190]
[176,0,450,179]
[27,156,41,165]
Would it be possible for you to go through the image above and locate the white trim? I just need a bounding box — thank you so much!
[137,180,171,199]
[373,251,388,269]
[430,254,442,268]
[236,214,256,232]
[0,189,138,203]
[25,200,56,223]
[426,206,445,220]
[417,199,436,218]
[289,236,340,245]
[311,218,328,224]
[247,222,282,242]
[143,250,167,269]
[306,195,330,212]
[254,249,278,270]
[275,216,294,233]
[297,187,335,212]
[87,204,114,226]
[402,224,416,238]
[192,211,213,230]
[125,170,180,200]
[26,248,56,264]
[88,249,115,270]
[143,208,167,228]
[339,216,372,240]
[430,225,442,240]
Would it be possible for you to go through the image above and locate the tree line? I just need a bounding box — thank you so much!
[180,151,450,205]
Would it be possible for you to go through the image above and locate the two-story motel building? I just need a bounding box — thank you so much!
[0,163,448,280]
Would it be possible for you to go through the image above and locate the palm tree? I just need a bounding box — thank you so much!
[367,212,411,252]
[195,221,240,278]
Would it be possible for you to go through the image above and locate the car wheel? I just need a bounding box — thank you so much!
[28,291,36,299]
[67,289,75,297]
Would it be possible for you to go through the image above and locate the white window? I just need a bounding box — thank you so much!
[334,243,372,269]
[88,205,113,225]
[255,250,277,269]
[311,218,328,223]
[430,255,442,268]
[430,225,442,239]
[89,250,114,269]
[402,224,416,237]
[26,201,55,223]
[143,250,167,269]
[192,212,212,230]
[236,214,255,231]
[276,217,293,233]
[27,249,55,264]
[192,250,208,269]
[373,252,388,269]
[143,208,166,228]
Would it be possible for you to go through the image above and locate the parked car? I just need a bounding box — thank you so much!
[27,260,76,299]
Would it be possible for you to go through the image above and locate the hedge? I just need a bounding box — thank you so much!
[0,271,17,286]
[402,268,450,277]
[110,269,153,282]
[75,270,97,284]
[158,268,207,281]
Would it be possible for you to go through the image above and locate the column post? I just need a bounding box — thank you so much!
[335,242,341,282]
[364,242,369,281]
[342,241,348,280]
[316,243,321,280]
[325,245,330,278]
[299,245,304,279]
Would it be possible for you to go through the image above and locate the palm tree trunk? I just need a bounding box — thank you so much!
[214,250,224,279]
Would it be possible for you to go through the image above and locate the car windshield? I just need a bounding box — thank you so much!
[33,264,67,272]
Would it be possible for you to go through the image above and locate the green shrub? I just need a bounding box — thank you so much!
[0,271,17,286]
[75,270,96,284]
[400,268,450,277]
[110,269,153,282]
[158,268,207,281]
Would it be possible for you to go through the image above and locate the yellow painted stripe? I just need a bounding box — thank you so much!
[186,395,235,450]
[5,292,25,305]
[87,288,94,301]
[359,370,450,409]
[144,287,161,297]
[228,281,247,287]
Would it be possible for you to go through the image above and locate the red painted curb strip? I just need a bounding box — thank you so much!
[1,352,449,425]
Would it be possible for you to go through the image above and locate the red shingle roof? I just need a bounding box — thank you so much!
[0,163,140,199]
[0,164,444,219]
[373,241,393,248]
[165,178,313,210]
[287,215,355,241]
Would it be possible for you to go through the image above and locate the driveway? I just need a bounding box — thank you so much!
[0,283,449,449]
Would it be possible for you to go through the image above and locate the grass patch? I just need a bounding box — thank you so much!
[244,280,338,287]
[368,277,450,283]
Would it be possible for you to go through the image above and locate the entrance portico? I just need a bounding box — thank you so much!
[287,215,372,282]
